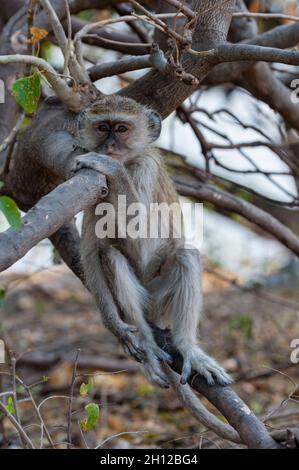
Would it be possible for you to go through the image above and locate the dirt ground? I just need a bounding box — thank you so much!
[0,264,299,449]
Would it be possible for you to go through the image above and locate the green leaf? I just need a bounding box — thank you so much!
[79,377,94,397]
[41,41,54,63]
[16,384,26,395]
[6,396,15,414]
[0,287,5,307]
[12,72,41,114]
[0,196,22,230]
[80,403,100,431]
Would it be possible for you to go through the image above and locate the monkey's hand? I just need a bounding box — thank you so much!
[71,153,124,181]
[139,334,172,389]
[117,324,147,364]
[179,345,232,386]
[116,325,171,388]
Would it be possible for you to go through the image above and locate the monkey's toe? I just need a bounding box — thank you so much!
[179,348,233,387]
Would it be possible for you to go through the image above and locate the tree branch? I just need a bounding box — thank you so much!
[69,16,149,55]
[39,0,90,85]
[191,43,299,67]
[0,170,107,272]
[243,61,299,135]
[0,54,83,111]
[152,327,281,449]
[88,45,168,81]
[204,16,299,86]
[175,177,299,258]
[163,365,242,444]
[121,0,236,116]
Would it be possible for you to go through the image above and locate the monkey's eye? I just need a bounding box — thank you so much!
[115,125,128,133]
[97,123,110,132]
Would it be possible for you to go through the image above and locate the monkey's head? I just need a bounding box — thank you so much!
[78,95,162,161]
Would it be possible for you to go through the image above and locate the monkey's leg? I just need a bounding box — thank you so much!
[82,244,148,364]
[102,247,172,388]
[150,248,232,386]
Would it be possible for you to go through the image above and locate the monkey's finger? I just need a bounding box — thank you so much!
[200,369,215,386]
[155,348,173,363]
[122,342,146,363]
[180,360,192,385]
[142,364,169,389]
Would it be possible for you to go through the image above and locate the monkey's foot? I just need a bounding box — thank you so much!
[179,346,232,386]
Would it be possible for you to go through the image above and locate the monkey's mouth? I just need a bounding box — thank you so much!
[106,152,122,160]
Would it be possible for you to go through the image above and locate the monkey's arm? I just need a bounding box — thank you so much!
[72,152,139,204]
[39,131,84,179]
[81,231,146,364]
[98,245,171,388]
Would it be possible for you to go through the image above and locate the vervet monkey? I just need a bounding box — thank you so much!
[74,95,231,388]
[17,95,231,388]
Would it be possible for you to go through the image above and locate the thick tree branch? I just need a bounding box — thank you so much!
[152,327,281,449]
[121,0,236,116]
[0,170,107,273]
[163,365,242,444]
[204,16,299,86]
[243,61,299,134]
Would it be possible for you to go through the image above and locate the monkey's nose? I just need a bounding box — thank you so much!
[105,144,116,153]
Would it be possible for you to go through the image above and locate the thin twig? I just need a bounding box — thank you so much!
[233,11,299,23]
[24,386,55,448]
[11,358,23,439]
[67,349,81,449]
[39,0,90,85]
[63,0,72,76]
[0,113,25,170]
[0,401,34,449]
[95,431,148,449]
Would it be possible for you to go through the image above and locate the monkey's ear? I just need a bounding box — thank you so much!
[146,109,162,142]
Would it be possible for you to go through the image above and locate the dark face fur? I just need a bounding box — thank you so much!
[92,118,135,159]
[78,96,162,161]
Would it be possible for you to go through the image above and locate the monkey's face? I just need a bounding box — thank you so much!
[90,118,136,162]
[78,96,162,161]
